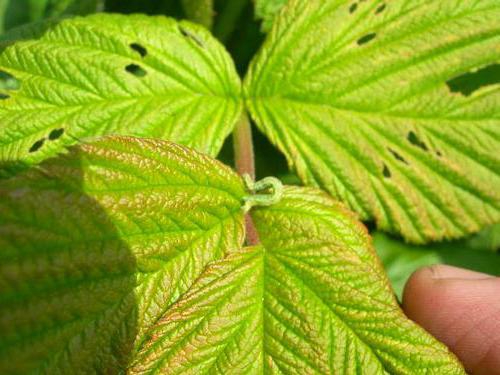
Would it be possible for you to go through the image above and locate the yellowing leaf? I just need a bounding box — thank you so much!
[0,14,242,174]
[0,136,245,374]
[131,186,465,374]
[245,0,500,243]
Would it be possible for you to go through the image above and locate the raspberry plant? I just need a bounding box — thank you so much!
[0,0,498,373]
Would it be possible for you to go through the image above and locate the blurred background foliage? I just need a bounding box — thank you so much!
[1,0,498,298]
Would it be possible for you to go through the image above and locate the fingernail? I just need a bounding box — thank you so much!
[428,265,494,280]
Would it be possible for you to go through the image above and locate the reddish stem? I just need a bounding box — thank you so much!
[233,114,260,245]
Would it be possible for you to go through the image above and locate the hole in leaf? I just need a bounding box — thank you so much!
[388,148,408,164]
[407,131,428,152]
[29,138,45,153]
[446,64,500,96]
[383,164,391,178]
[178,26,204,48]
[357,33,377,45]
[375,4,386,14]
[349,3,358,13]
[0,70,20,90]
[0,70,20,99]
[130,43,147,58]
[125,64,147,77]
[48,128,64,141]
[436,150,442,157]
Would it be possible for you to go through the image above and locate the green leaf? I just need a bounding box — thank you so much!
[0,136,246,374]
[181,0,214,29]
[245,0,500,243]
[103,0,183,16]
[0,0,7,33]
[464,222,500,252]
[132,186,464,374]
[375,230,500,300]
[0,0,101,33]
[253,0,287,32]
[0,14,242,174]
[52,0,104,16]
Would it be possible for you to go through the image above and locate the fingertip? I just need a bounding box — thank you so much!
[402,265,500,375]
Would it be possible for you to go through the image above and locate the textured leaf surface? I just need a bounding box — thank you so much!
[253,0,287,32]
[245,0,500,243]
[132,186,464,374]
[0,136,245,374]
[0,13,242,173]
[181,0,213,29]
[375,231,500,299]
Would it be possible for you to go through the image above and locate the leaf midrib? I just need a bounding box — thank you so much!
[137,251,260,373]
[266,252,385,372]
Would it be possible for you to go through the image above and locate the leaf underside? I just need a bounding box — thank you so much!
[245,0,500,243]
[0,14,242,174]
[132,186,464,374]
[0,136,246,374]
[0,137,464,374]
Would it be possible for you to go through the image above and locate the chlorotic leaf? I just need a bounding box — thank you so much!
[131,186,465,374]
[0,136,246,374]
[245,0,500,243]
[253,0,287,32]
[375,231,500,300]
[181,0,214,29]
[0,14,242,174]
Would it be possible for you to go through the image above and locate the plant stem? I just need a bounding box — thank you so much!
[233,113,255,180]
[233,113,260,246]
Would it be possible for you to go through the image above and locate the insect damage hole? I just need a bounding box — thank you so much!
[0,70,21,99]
[382,164,391,178]
[125,64,147,77]
[29,138,45,153]
[375,4,386,14]
[357,33,376,45]
[407,131,428,152]
[178,26,204,48]
[446,64,500,96]
[388,148,408,165]
[349,3,358,13]
[130,43,147,58]
[48,128,64,141]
